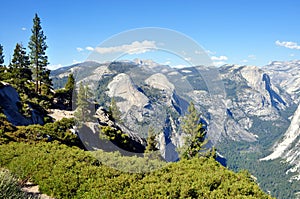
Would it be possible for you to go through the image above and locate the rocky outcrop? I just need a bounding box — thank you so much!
[91,106,146,153]
[95,106,146,146]
[0,83,44,126]
[48,109,74,121]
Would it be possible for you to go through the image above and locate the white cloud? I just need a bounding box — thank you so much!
[21,27,26,31]
[241,59,248,63]
[48,64,62,70]
[211,55,228,61]
[213,61,226,67]
[248,54,256,59]
[86,46,94,51]
[76,47,84,52]
[275,40,300,50]
[290,53,295,57]
[95,40,157,55]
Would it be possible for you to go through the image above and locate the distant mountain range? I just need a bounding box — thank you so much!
[50,59,300,198]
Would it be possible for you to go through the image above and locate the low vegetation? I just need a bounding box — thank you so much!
[0,142,272,199]
[0,114,81,147]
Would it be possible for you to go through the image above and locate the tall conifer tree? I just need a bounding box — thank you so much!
[28,13,51,94]
[9,43,32,93]
[109,97,122,123]
[181,102,208,159]
[75,82,90,122]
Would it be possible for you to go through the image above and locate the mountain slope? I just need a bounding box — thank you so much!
[261,102,300,180]
[51,60,300,198]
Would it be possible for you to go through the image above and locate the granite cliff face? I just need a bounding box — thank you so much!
[260,60,300,181]
[107,73,149,113]
[263,60,300,103]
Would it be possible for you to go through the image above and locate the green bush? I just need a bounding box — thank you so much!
[0,112,16,144]
[0,142,272,199]
[6,118,80,147]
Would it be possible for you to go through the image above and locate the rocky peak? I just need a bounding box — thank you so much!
[145,73,175,94]
[107,73,149,113]
[133,58,160,68]
[263,60,300,103]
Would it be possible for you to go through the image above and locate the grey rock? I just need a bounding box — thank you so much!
[0,83,44,126]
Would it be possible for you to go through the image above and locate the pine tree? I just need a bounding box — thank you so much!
[109,97,122,123]
[28,13,51,95]
[0,44,4,67]
[64,73,75,108]
[9,43,32,93]
[75,82,90,122]
[144,126,161,160]
[145,126,158,152]
[181,101,208,159]
[65,74,75,92]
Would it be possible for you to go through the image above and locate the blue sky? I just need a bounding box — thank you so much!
[1,0,300,69]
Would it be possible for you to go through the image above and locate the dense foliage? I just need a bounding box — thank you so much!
[0,142,272,199]
[0,111,16,144]
[0,117,81,147]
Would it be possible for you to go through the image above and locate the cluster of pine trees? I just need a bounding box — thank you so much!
[0,14,52,111]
